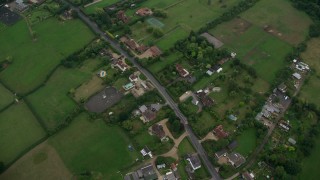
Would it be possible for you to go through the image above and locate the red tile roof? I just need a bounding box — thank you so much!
[175,64,189,77]
[213,125,229,139]
[136,8,153,16]
[150,46,162,57]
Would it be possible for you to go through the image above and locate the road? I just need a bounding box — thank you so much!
[63,2,221,180]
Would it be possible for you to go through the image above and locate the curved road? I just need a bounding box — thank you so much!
[62,2,221,179]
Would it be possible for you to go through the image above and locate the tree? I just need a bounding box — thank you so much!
[284,160,301,175]
[172,120,181,133]
[274,166,286,179]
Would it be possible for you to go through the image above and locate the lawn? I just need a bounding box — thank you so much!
[155,27,189,51]
[84,0,119,14]
[148,51,182,74]
[49,113,138,180]
[0,84,14,110]
[298,136,320,179]
[235,128,257,157]
[0,18,94,94]
[0,103,47,165]
[178,138,195,157]
[26,67,92,132]
[211,25,292,83]
[74,75,105,102]
[299,76,320,107]
[240,0,312,45]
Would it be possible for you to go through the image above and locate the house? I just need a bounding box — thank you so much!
[288,138,296,145]
[151,124,166,141]
[227,140,238,150]
[206,69,214,76]
[277,83,287,93]
[176,64,190,77]
[140,146,153,158]
[186,153,201,172]
[129,74,138,82]
[140,164,158,180]
[196,91,214,107]
[215,149,227,158]
[123,82,134,91]
[279,120,291,132]
[139,105,148,113]
[156,163,166,169]
[117,10,129,23]
[112,59,128,72]
[163,171,178,180]
[15,0,28,12]
[242,171,254,180]
[212,64,223,73]
[136,8,153,16]
[213,125,229,139]
[227,152,246,168]
[149,46,162,57]
[228,114,238,121]
[295,61,310,71]
[292,72,302,80]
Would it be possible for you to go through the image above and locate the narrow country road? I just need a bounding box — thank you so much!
[61,2,221,179]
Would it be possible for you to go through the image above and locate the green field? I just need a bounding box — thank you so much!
[0,103,46,164]
[84,0,119,14]
[301,37,320,76]
[148,51,182,74]
[240,0,312,45]
[0,18,94,94]
[210,24,292,83]
[299,76,320,107]
[26,67,92,131]
[129,0,239,50]
[298,136,320,179]
[235,129,257,156]
[49,113,138,179]
[0,84,14,110]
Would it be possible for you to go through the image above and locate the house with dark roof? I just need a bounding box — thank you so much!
[215,149,227,159]
[195,91,214,107]
[227,152,246,168]
[227,140,238,150]
[242,171,254,180]
[176,64,190,78]
[151,124,166,141]
[213,125,229,139]
[163,171,178,180]
[186,153,201,172]
[140,164,157,180]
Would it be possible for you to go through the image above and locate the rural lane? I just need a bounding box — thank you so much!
[61,1,222,180]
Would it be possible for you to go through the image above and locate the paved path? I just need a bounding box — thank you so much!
[200,132,218,143]
[60,2,221,179]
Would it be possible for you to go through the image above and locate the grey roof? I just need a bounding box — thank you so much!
[141,164,157,180]
[150,103,161,111]
[186,153,201,169]
[288,138,296,145]
[215,149,227,158]
[227,140,238,150]
[228,152,246,168]
[163,172,176,180]
[139,105,148,113]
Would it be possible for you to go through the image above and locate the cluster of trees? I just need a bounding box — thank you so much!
[146,26,164,38]
[175,32,230,65]
[199,0,260,33]
[153,9,167,18]
[43,1,69,15]
[62,40,107,68]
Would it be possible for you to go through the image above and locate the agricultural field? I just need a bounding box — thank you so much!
[127,0,240,50]
[49,113,138,180]
[301,37,320,76]
[0,18,94,94]
[84,0,119,14]
[74,75,105,102]
[0,84,14,110]
[0,103,47,165]
[240,0,312,45]
[26,67,92,132]
[0,141,71,180]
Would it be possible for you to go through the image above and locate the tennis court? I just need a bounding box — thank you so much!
[146,17,164,28]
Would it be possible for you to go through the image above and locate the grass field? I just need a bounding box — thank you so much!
[301,37,320,76]
[49,113,138,179]
[0,141,71,180]
[26,67,92,131]
[298,136,320,179]
[84,0,119,14]
[210,24,292,83]
[0,18,94,94]
[235,129,257,156]
[129,0,239,50]
[240,0,312,45]
[148,51,182,74]
[74,75,105,102]
[0,84,14,110]
[0,103,46,165]
[299,76,320,107]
